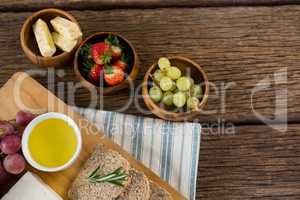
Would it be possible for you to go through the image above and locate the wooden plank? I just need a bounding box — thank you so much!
[197,124,300,199]
[0,72,186,199]
[0,6,300,123]
[0,0,300,11]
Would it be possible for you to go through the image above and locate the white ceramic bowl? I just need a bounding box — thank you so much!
[22,112,82,172]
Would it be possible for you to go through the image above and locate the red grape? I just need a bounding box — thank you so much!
[16,110,35,127]
[0,162,11,184]
[0,135,21,155]
[3,153,25,175]
[0,121,15,139]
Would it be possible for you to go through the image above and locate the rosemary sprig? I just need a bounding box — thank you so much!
[87,166,127,187]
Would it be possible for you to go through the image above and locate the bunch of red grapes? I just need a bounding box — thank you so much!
[0,111,35,184]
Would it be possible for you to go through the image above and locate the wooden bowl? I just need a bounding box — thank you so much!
[74,32,139,95]
[142,56,209,121]
[20,8,82,68]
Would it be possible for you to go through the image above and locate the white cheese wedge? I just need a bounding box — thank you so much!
[32,19,56,57]
[52,32,77,52]
[1,172,63,200]
[50,16,82,40]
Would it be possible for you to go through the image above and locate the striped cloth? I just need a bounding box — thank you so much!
[75,107,201,200]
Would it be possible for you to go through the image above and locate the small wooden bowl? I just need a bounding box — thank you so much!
[74,32,139,95]
[142,56,209,121]
[20,8,82,68]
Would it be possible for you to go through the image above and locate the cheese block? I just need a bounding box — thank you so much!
[32,19,56,57]
[50,17,82,40]
[52,32,77,52]
[1,172,63,200]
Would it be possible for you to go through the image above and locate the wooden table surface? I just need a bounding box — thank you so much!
[1,0,300,199]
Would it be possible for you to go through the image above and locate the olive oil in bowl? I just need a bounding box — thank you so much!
[22,112,82,172]
[28,118,77,168]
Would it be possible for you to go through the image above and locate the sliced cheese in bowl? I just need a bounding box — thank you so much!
[33,19,56,57]
[2,172,63,200]
[50,16,82,40]
[52,32,77,53]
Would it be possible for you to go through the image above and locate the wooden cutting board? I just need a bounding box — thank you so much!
[0,72,186,200]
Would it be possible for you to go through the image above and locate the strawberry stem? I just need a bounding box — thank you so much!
[101,52,112,64]
[105,35,120,46]
[79,44,91,59]
[80,44,95,75]
[104,65,114,74]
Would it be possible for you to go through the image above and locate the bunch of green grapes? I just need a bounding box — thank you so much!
[149,57,203,111]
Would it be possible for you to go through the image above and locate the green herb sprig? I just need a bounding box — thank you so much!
[105,35,120,46]
[79,44,91,60]
[87,166,127,187]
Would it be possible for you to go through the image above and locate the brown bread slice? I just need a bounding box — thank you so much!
[117,169,151,200]
[149,182,173,200]
[68,145,131,200]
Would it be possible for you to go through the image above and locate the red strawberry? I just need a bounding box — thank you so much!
[91,42,112,65]
[89,64,104,84]
[111,46,122,59]
[112,60,127,71]
[104,66,125,86]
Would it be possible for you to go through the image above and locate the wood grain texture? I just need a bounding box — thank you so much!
[0,4,300,200]
[198,124,300,200]
[0,72,186,200]
[0,0,300,11]
[0,6,300,123]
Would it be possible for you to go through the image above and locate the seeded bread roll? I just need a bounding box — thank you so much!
[117,169,150,200]
[149,182,173,200]
[68,145,131,200]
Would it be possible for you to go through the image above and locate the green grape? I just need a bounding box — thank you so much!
[173,92,186,108]
[170,83,177,91]
[162,91,173,106]
[187,97,200,110]
[158,57,171,72]
[153,69,164,83]
[176,77,191,91]
[192,84,203,98]
[187,76,194,86]
[159,77,174,91]
[149,86,162,102]
[167,66,181,80]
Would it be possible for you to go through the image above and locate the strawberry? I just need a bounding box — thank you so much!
[104,66,125,86]
[111,45,122,59]
[91,42,112,65]
[112,60,127,71]
[89,64,104,84]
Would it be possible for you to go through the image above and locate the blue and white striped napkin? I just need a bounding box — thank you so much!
[74,107,201,200]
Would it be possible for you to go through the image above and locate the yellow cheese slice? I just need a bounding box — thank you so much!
[52,32,77,53]
[50,17,82,40]
[32,19,56,57]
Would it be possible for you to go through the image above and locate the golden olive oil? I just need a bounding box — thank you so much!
[28,118,77,168]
